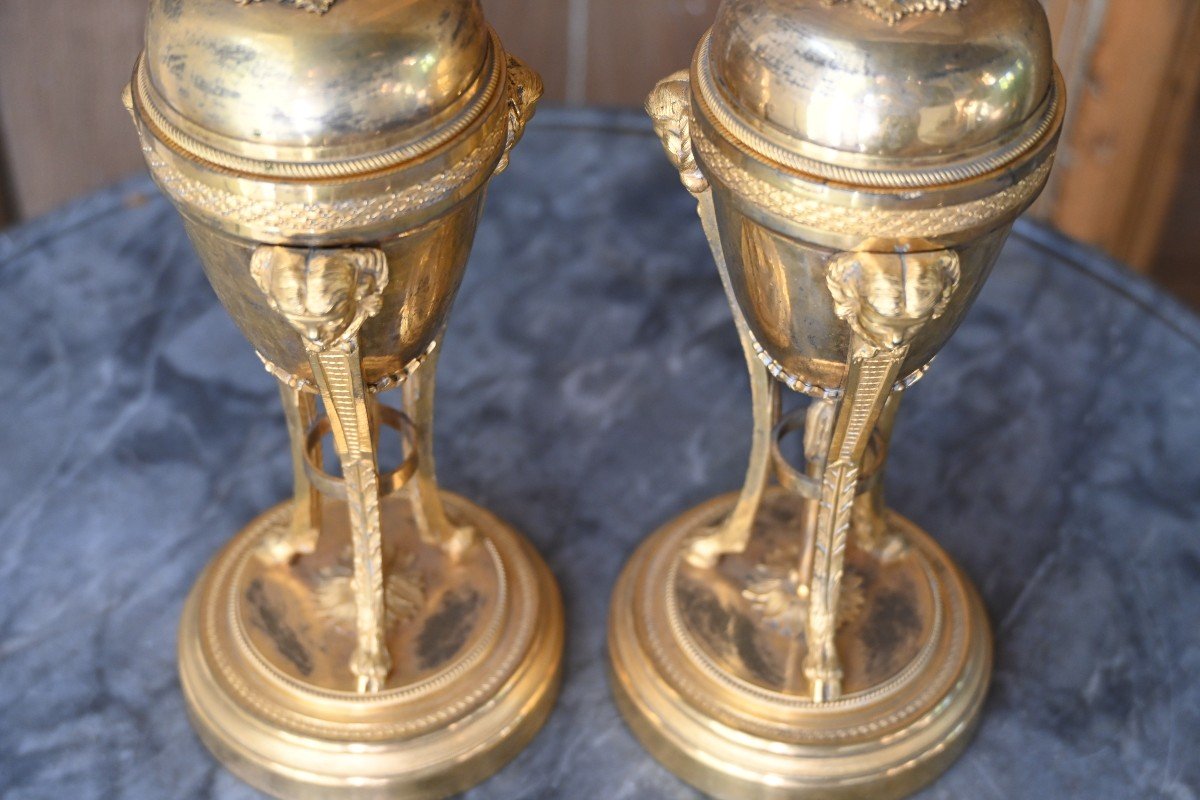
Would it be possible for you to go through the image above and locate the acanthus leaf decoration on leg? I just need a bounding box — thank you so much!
[798,396,838,588]
[251,244,393,693]
[804,354,901,701]
[648,72,777,568]
[852,391,908,560]
[805,249,961,701]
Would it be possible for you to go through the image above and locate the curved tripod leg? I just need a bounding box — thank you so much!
[258,381,322,564]
[404,338,474,561]
[309,347,391,693]
[684,191,779,568]
[646,74,776,567]
[804,350,904,701]
[797,397,838,589]
[804,248,961,702]
[251,244,392,694]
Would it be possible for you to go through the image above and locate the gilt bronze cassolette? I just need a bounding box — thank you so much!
[125,1,562,797]
[609,1,1063,797]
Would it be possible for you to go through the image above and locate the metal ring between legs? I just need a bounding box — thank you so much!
[302,405,418,500]
[770,407,887,498]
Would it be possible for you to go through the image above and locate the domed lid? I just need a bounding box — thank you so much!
[136,0,497,173]
[698,0,1060,187]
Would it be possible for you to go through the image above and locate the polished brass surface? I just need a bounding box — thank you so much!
[614,0,1062,796]
[705,0,1055,180]
[181,490,562,799]
[610,489,990,800]
[143,0,492,164]
[127,1,560,796]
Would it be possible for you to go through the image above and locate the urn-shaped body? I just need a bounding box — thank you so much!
[124,2,560,798]
[128,0,539,389]
[618,2,1067,797]
[178,194,485,389]
[708,200,1014,390]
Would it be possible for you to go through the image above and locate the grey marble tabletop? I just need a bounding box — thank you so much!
[2,109,1199,800]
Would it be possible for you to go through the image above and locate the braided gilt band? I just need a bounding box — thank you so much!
[140,125,505,238]
[694,129,1054,240]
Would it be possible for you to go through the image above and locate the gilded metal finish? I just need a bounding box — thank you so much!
[182,491,562,799]
[144,0,492,163]
[704,0,1054,175]
[610,490,991,799]
[612,0,1063,796]
[126,1,560,796]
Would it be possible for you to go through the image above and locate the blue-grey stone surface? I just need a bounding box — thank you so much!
[1,108,1198,799]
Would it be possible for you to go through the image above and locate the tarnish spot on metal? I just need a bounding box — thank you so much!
[860,581,922,680]
[416,589,483,670]
[234,0,338,14]
[246,579,314,676]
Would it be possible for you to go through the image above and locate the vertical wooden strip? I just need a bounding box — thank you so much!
[566,0,590,104]
[585,0,721,106]
[0,122,13,228]
[1029,0,1110,220]
[482,0,571,103]
[1152,106,1200,306]
[1117,3,1200,268]
[0,0,146,220]
[1045,0,1198,269]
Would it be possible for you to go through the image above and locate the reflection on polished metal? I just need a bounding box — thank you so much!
[609,1,1063,797]
[125,1,562,797]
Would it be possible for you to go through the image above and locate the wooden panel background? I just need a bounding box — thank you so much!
[1038,0,1200,268]
[0,0,1196,298]
[0,0,146,221]
[584,0,719,105]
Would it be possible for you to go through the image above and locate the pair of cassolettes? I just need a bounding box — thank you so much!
[125,0,1063,798]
